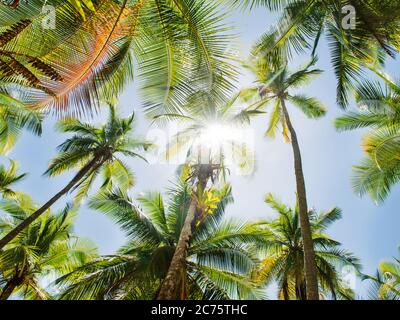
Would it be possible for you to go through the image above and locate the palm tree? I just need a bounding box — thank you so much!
[151,90,259,299]
[1,0,236,116]
[254,193,360,300]
[0,194,96,300]
[364,250,400,300]
[335,71,400,202]
[242,57,326,299]
[55,183,266,300]
[0,106,150,249]
[0,159,26,198]
[0,92,42,154]
[236,0,400,108]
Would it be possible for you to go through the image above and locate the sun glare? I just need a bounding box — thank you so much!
[198,124,239,149]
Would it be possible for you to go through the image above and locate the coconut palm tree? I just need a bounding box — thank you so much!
[0,106,150,249]
[242,57,326,299]
[0,194,96,300]
[236,0,400,108]
[364,250,400,300]
[335,71,400,202]
[151,90,259,299]
[1,0,236,116]
[55,183,266,300]
[0,159,26,198]
[254,193,360,300]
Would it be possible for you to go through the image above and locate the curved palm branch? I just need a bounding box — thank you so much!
[0,159,26,198]
[0,92,42,154]
[364,250,400,300]
[335,71,400,202]
[1,0,237,117]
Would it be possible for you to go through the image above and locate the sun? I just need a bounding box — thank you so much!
[198,123,239,149]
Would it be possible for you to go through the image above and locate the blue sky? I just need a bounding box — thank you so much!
[3,5,400,298]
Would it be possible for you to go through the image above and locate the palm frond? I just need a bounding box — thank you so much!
[288,94,326,119]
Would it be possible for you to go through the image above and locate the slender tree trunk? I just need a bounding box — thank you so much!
[157,164,210,300]
[282,280,290,300]
[0,156,103,250]
[157,201,197,300]
[295,279,307,300]
[281,99,319,300]
[0,279,17,300]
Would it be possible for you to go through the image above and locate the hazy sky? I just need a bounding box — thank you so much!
[4,6,400,298]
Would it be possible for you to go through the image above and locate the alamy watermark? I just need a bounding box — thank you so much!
[42,4,56,29]
[341,265,357,292]
[342,5,356,30]
[3,2,359,31]
[2,1,56,29]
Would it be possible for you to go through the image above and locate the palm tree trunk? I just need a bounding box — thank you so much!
[282,280,290,300]
[157,165,210,300]
[157,200,197,300]
[0,156,103,250]
[281,99,319,300]
[295,279,307,300]
[0,279,17,300]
